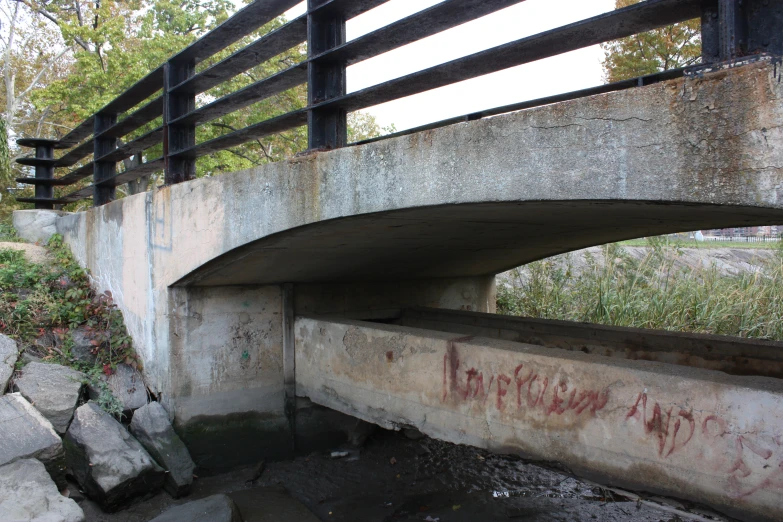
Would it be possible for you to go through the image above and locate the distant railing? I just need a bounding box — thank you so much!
[14,0,783,208]
[703,236,782,243]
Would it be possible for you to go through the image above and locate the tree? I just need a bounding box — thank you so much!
[601,0,702,83]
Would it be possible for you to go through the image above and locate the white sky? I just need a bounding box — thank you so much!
[284,0,616,131]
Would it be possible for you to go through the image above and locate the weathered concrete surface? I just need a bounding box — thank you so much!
[14,361,85,434]
[0,393,66,487]
[398,307,783,379]
[0,459,85,522]
[295,316,783,522]
[12,209,66,243]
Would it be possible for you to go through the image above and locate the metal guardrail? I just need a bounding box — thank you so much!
[13,0,783,209]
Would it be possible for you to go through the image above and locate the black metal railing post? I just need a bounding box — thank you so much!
[307,0,347,150]
[15,139,58,210]
[702,0,783,63]
[163,60,197,185]
[93,113,118,206]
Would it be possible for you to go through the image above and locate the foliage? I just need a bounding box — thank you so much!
[0,218,19,241]
[498,239,783,341]
[601,0,702,82]
[0,232,139,374]
[82,367,125,418]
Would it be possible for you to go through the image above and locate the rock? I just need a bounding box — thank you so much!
[149,494,242,522]
[0,333,19,393]
[64,402,165,512]
[0,459,85,522]
[12,209,67,244]
[70,326,98,365]
[107,363,148,412]
[129,402,195,498]
[0,393,66,487]
[20,349,43,365]
[14,361,85,434]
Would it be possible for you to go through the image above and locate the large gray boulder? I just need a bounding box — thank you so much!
[0,333,19,393]
[0,459,85,522]
[12,209,67,244]
[14,361,85,434]
[107,363,148,412]
[0,393,66,487]
[149,494,242,522]
[129,402,195,498]
[65,402,165,512]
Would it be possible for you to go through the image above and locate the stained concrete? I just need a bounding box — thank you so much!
[295,315,783,522]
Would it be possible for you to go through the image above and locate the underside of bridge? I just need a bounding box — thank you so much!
[178,200,783,285]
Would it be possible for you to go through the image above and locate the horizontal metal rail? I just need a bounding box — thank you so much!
[53,141,94,167]
[170,16,308,96]
[17,0,776,209]
[95,127,164,164]
[172,110,307,159]
[170,0,301,64]
[310,0,527,67]
[96,97,164,141]
[313,0,704,114]
[169,0,706,158]
[169,64,307,127]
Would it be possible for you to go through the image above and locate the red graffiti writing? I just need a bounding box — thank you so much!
[626,392,694,457]
[442,344,609,418]
[626,392,783,499]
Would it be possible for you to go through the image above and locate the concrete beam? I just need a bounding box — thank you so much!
[295,316,783,522]
[398,307,783,380]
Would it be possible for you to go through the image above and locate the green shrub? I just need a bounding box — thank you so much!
[0,233,139,415]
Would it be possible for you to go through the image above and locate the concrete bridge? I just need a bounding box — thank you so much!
[17,59,783,521]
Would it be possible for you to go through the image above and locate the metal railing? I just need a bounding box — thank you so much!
[14,0,783,209]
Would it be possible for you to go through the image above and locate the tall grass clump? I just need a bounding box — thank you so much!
[497,238,783,341]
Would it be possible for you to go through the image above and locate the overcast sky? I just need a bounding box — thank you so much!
[284,0,616,131]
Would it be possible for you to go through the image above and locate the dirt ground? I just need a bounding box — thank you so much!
[80,428,728,522]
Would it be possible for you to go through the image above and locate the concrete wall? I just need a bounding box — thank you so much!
[295,316,783,522]
[398,307,783,379]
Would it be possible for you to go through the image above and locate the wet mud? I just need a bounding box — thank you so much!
[81,428,726,521]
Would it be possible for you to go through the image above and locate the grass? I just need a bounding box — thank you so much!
[498,236,783,341]
[0,230,138,416]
